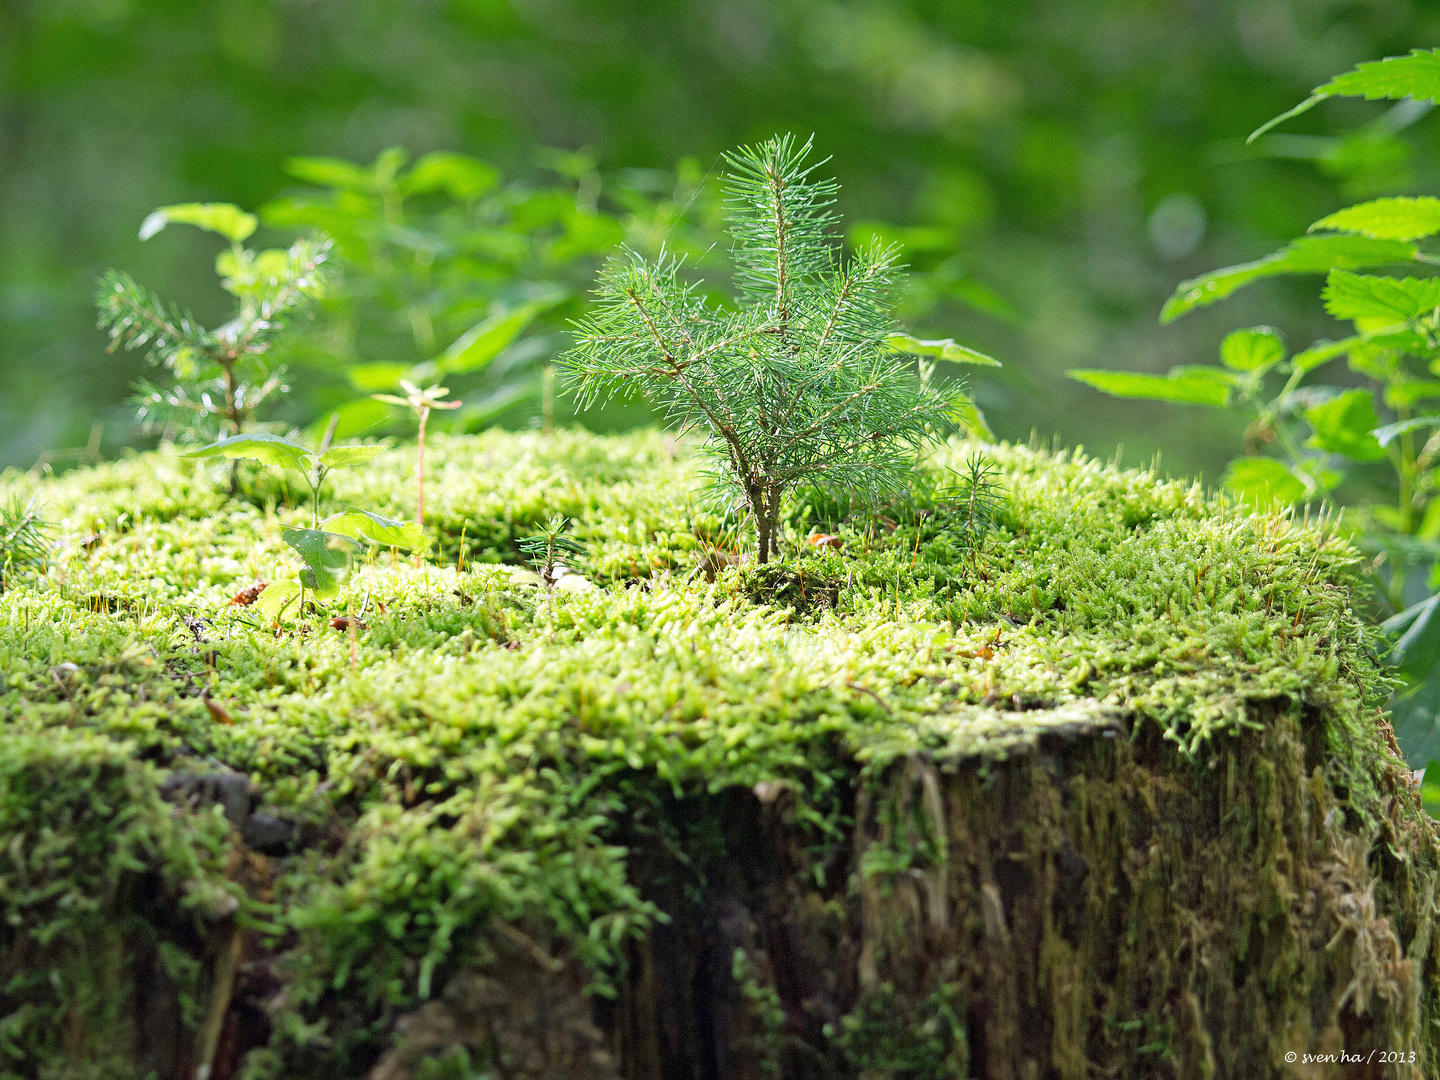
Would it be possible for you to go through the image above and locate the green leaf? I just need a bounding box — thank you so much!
[1249,50,1440,142]
[1319,48,1440,104]
[319,444,385,470]
[1384,592,1440,678]
[347,362,414,392]
[1222,457,1307,507]
[949,396,994,440]
[1068,366,1234,407]
[403,152,499,200]
[454,384,539,432]
[1291,337,1360,374]
[1161,236,1418,322]
[1322,270,1440,322]
[308,399,392,442]
[181,433,313,475]
[139,203,258,243]
[1421,760,1440,817]
[435,297,562,375]
[1219,326,1284,372]
[883,332,1001,367]
[320,509,429,551]
[1383,381,1440,409]
[1304,389,1387,461]
[1311,196,1440,242]
[285,155,375,192]
[252,580,301,621]
[1374,416,1440,447]
[281,528,359,596]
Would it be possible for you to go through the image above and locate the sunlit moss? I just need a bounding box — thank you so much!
[0,429,1409,1074]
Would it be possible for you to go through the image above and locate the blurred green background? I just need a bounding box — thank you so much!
[4,0,1439,477]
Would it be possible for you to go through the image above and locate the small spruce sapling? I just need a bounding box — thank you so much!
[564,135,990,564]
[0,496,50,593]
[518,515,585,587]
[950,454,1002,574]
[183,421,426,623]
[96,202,331,441]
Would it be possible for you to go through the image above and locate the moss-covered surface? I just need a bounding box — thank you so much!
[0,430,1435,1079]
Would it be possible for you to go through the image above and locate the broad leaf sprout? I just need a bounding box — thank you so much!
[184,421,426,624]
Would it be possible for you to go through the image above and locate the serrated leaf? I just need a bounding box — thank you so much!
[319,444,385,470]
[1219,326,1285,372]
[1311,196,1440,241]
[1291,337,1360,373]
[181,433,313,475]
[281,528,359,596]
[1249,50,1440,142]
[1319,48,1440,104]
[1322,270,1440,322]
[1068,366,1234,407]
[883,332,1002,367]
[319,509,429,551]
[253,580,301,621]
[1223,457,1307,507]
[139,203,258,243]
[435,297,562,375]
[1374,415,1440,447]
[1161,235,1418,322]
[1304,388,1387,461]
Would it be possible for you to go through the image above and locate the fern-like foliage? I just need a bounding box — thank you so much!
[96,214,331,442]
[0,496,50,593]
[564,135,971,563]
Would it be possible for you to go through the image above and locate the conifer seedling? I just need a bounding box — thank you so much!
[0,496,50,594]
[564,135,990,563]
[518,514,585,587]
[96,202,331,441]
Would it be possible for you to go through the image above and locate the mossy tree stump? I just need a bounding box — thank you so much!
[0,432,1435,1079]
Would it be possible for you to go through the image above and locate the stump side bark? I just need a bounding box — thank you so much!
[580,703,1438,1080]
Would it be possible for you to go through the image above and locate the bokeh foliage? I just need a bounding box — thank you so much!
[4,0,1440,473]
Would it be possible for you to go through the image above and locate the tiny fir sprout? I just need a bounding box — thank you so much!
[183,419,426,624]
[563,135,993,564]
[518,514,585,586]
[949,453,1003,571]
[0,495,50,593]
[96,201,332,442]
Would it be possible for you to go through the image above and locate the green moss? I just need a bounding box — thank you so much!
[0,429,1420,1076]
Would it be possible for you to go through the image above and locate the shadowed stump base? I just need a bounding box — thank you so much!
[391,702,1438,1080]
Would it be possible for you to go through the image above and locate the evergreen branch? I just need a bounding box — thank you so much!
[561,134,992,563]
[96,271,215,368]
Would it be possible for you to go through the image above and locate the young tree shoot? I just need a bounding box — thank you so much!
[518,514,585,586]
[96,202,331,441]
[183,420,426,625]
[0,496,50,593]
[563,135,987,563]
